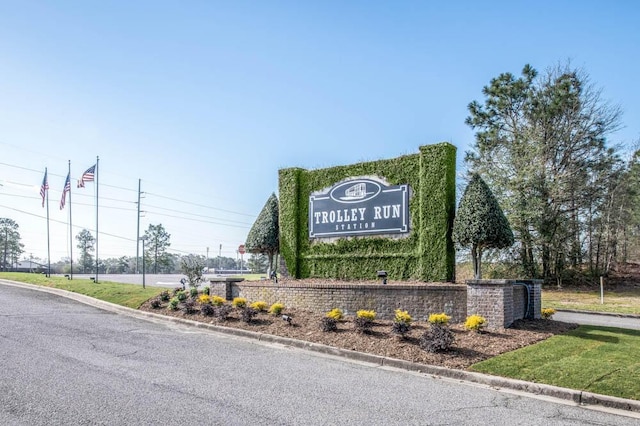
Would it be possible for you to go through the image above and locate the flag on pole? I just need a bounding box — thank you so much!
[60,173,71,210]
[40,169,49,208]
[77,164,96,188]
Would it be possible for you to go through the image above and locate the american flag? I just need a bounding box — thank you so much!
[40,169,49,208]
[77,164,96,188]
[60,173,71,210]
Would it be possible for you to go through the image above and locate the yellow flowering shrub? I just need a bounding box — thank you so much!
[464,314,487,332]
[211,296,225,306]
[356,310,376,320]
[428,313,451,325]
[198,295,211,304]
[268,302,285,315]
[232,297,247,308]
[326,308,343,320]
[394,309,412,324]
[541,308,556,319]
[250,301,268,312]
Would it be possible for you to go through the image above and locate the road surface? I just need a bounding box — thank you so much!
[1,283,637,425]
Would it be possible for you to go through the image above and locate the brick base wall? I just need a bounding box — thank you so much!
[210,280,467,322]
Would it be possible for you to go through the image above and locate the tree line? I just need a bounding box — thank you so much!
[0,219,269,275]
[464,62,639,285]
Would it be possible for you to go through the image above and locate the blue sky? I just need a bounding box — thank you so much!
[1,1,638,263]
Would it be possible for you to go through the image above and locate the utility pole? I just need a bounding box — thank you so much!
[206,247,209,273]
[136,179,142,274]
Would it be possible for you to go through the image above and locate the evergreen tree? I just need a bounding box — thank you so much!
[453,174,514,279]
[246,193,279,276]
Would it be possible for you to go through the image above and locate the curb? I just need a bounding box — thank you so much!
[3,279,640,414]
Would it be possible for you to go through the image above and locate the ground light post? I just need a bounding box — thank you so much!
[140,236,147,289]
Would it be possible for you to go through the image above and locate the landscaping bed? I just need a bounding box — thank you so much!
[139,295,577,370]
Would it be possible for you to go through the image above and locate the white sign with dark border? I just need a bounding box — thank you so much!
[309,177,409,238]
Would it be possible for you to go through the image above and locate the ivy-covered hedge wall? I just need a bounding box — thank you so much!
[278,143,456,282]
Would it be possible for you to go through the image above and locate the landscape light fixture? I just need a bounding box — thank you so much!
[377,270,388,285]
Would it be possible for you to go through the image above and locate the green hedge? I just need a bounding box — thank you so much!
[279,142,456,281]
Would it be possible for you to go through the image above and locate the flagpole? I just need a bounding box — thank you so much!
[45,167,51,277]
[69,160,73,280]
[95,156,99,284]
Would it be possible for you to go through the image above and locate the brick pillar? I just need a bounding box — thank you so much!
[466,279,514,329]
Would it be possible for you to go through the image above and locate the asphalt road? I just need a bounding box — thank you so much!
[1,284,638,425]
[554,311,640,330]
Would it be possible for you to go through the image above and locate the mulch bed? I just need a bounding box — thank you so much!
[140,298,577,370]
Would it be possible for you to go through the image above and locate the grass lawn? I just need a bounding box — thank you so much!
[0,272,164,308]
[543,288,640,315]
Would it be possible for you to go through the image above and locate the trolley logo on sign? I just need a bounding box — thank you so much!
[309,177,409,239]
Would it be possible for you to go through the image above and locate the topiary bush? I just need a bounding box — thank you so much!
[420,324,454,353]
[268,302,285,316]
[176,290,188,302]
[464,314,487,332]
[203,286,210,296]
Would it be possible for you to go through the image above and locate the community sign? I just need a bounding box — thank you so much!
[309,178,409,238]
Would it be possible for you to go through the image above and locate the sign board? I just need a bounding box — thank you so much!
[309,178,409,238]
[238,244,245,254]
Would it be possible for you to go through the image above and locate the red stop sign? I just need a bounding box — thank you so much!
[238,244,246,254]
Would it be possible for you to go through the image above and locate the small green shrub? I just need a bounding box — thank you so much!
[320,317,338,332]
[250,301,268,312]
[428,313,451,326]
[241,307,258,323]
[420,324,454,353]
[268,302,285,315]
[211,296,226,306]
[541,308,556,320]
[190,287,199,299]
[159,290,170,301]
[326,308,343,321]
[176,291,188,302]
[201,303,215,316]
[232,297,247,308]
[464,314,487,332]
[168,297,179,310]
[150,298,162,309]
[203,286,211,295]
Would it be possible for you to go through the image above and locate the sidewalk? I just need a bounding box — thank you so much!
[554,310,640,330]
